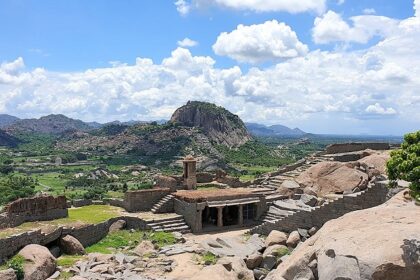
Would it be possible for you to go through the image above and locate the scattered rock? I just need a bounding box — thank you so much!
[253,268,268,280]
[246,253,263,269]
[261,255,277,270]
[265,230,287,247]
[109,220,126,233]
[59,235,85,255]
[19,244,57,280]
[286,231,301,248]
[297,228,309,240]
[299,194,318,207]
[308,227,317,236]
[172,232,186,243]
[133,240,156,256]
[263,245,289,258]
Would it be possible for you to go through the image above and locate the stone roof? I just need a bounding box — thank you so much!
[174,188,260,203]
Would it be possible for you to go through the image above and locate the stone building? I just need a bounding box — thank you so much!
[173,188,267,233]
[182,155,197,190]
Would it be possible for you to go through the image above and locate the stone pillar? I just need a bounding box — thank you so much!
[183,155,197,190]
[238,205,243,226]
[217,207,223,227]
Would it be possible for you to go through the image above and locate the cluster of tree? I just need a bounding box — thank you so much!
[0,159,14,175]
[387,130,420,200]
[0,175,37,206]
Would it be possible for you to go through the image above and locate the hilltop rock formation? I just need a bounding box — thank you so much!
[266,191,420,280]
[170,101,252,147]
[6,114,92,135]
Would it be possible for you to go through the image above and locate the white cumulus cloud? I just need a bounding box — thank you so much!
[365,103,397,115]
[415,0,420,17]
[177,37,198,48]
[313,10,399,44]
[213,20,308,63]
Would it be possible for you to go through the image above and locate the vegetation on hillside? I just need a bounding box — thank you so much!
[387,130,420,200]
[0,175,37,206]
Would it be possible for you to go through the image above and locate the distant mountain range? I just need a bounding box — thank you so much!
[246,123,306,137]
[0,114,20,128]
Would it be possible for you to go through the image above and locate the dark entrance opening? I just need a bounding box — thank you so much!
[243,203,256,221]
[202,206,218,227]
[223,205,239,226]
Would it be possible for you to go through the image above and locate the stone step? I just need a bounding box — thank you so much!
[150,222,188,229]
[147,218,185,227]
[154,225,190,233]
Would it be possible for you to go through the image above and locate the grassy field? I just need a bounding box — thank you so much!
[33,172,68,194]
[0,205,124,238]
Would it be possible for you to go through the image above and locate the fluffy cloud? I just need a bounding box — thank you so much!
[1,11,419,134]
[313,11,399,44]
[177,38,198,48]
[213,20,308,63]
[363,8,376,15]
[175,0,190,16]
[415,0,420,16]
[365,103,397,115]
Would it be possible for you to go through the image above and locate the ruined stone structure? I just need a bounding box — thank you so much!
[0,195,68,229]
[124,188,172,212]
[325,142,390,154]
[249,181,389,235]
[173,188,267,233]
[183,155,197,190]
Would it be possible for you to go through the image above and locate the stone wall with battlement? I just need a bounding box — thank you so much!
[124,188,172,212]
[250,181,389,235]
[0,195,68,230]
[325,142,390,154]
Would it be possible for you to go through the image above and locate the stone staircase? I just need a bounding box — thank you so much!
[261,156,328,190]
[259,199,314,223]
[249,181,388,235]
[146,215,191,234]
[151,194,174,214]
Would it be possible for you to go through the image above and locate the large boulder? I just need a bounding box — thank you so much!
[109,219,126,233]
[18,244,56,280]
[286,231,301,248]
[278,180,303,197]
[133,240,156,256]
[265,230,288,247]
[59,235,85,255]
[296,161,368,196]
[266,191,420,280]
[154,175,178,190]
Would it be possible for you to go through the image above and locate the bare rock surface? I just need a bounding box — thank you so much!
[0,268,17,280]
[19,244,57,280]
[191,257,253,280]
[267,191,420,280]
[201,234,264,258]
[296,161,369,196]
[357,151,390,174]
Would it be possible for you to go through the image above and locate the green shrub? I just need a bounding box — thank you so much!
[7,255,25,280]
[387,130,420,199]
[201,252,218,265]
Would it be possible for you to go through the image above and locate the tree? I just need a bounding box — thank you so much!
[387,130,420,200]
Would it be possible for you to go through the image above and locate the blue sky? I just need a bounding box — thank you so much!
[0,0,419,135]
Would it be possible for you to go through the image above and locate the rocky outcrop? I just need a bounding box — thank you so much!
[358,151,390,174]
[296,161,369,196]
[0,269,16,280]
[170,101,252,147]
[266,191,420,280]
[18,244,56,280]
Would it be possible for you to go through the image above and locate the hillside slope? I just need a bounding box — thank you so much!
[6,114,92,135]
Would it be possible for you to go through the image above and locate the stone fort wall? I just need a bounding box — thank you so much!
[250,181,389,235]
[325,142,390,154]
[0,195,68,230]
[124,188,172,212]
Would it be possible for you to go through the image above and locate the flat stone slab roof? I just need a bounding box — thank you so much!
[174,188,260,203]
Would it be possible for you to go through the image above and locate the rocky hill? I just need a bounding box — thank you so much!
[0,114,20,128]
[0,129,19,147]
[170,101,252,147]
[246,123,306,137]
[5,114,92,135]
